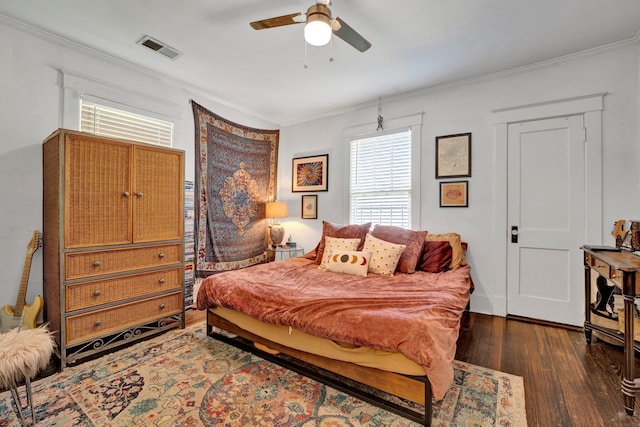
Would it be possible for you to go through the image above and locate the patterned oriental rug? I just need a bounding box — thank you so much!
[0,324,526,426]
[192,100,279,274]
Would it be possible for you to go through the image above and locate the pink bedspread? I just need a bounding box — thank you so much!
[196,257,472,400]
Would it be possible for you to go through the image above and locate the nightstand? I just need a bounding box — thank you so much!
[266,246,304,261]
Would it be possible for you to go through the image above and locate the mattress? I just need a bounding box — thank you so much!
[210,305,426,376]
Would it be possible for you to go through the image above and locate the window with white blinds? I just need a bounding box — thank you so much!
[349,129,412,228]
[81,100,173,147]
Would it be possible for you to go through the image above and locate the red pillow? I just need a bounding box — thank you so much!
[371,225,427,274]
[417,240,453,273]
[314,221,371,265]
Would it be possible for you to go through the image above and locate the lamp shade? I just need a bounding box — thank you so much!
[265,201,288,219]
[304,4,332,46]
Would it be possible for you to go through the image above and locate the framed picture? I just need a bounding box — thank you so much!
[292,154,328,192]
[435,133,471,178]
[301,195,318,219]
[440,181,468,207]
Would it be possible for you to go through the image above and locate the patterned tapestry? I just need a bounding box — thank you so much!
[192,101,279,275]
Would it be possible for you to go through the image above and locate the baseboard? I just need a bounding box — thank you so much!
[505,314,583,332]
[467,293,498,316]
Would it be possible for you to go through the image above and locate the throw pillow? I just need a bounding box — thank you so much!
[425,232,466,269]
[314,221,371,265]
[417,240,453,273]
[324,250,371,277]
[362,233,406,276]
[319,236,361,268]
[371,225,427,274]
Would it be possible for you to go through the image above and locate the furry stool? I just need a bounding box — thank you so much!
[0,326,55,425]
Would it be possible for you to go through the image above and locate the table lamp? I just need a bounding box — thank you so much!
[265,201,288,247]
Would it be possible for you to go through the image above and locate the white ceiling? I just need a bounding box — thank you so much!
[2,0,640,126]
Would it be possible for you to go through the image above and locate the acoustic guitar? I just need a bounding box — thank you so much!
[0,230,44,332]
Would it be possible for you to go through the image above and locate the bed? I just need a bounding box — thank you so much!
[196,223,473,425]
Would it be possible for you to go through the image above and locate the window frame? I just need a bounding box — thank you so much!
[344,113,423,229]
[81,96,174,147]
[61,70,181,147]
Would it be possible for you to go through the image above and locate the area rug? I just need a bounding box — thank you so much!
[192,100,279,274]
[0,323,526,426]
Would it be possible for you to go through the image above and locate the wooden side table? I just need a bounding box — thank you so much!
[583,247,640,415]
[266,247,304,262]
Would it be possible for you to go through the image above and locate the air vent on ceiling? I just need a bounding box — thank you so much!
[137,35,182,60]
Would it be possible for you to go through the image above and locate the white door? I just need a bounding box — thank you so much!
[507,115,585,326]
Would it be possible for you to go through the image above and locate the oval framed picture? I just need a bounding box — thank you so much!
[440,181,468,207]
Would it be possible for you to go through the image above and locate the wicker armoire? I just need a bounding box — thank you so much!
[42,129,185,368]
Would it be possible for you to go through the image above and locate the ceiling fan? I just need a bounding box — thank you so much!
[250,0,371,52]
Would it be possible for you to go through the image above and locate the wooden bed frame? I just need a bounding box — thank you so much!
[207,309,433,426]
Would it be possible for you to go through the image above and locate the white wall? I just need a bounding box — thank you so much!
[1,17,638,319]
[278,43,640,315]
[0,19,276,315]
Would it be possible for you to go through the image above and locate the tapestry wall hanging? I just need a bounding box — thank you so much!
[192,101,279,275]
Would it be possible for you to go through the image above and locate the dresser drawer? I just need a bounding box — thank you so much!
[587,254,612,280]
[586,252,640,293]
[66,292,182,345]
[66,267,182,312]
[65,243,182,280]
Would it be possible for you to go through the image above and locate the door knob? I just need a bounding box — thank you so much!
[511,226,519,243]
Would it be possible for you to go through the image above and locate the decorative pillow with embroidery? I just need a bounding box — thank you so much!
[362,233,407,276]
[319,236,361,268]
[324,250,372,277]
[314,221,371,265]
[371,225,427,274]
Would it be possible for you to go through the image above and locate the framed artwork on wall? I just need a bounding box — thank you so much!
[292,154,328,192]
[301,194,318,219]
[440,181,468,207]
[435,132,471,178]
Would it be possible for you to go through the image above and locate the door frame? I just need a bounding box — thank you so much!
[491,93,605,317]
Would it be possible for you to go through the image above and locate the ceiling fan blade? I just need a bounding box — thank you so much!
[333,17,371,52]
[250,13,304,30]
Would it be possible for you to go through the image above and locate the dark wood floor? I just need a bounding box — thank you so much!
[455,312,640,427]
[187,309,640,426]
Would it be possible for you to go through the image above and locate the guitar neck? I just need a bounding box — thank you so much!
[14,231,40,315]
[14,253,34,314]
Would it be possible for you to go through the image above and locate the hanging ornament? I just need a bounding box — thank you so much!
[376,97,384,131]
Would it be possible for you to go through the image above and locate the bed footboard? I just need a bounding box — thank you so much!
[206,310,433,426]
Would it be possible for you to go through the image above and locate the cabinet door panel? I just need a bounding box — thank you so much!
[64,135,132,247]
[133,147,184,242]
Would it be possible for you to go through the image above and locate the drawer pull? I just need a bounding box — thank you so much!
[159,279,166,284]
[159,304,166,309]
[93,260,101,267]
[93,290,102,296]
[122,191,130,197]
[158,253,165,258]
[136,191,144,198]
[94,320,102,327]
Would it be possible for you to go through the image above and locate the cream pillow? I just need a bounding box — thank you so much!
[362,233,406,276]
[324,250,372,277]
[319,237,361,268]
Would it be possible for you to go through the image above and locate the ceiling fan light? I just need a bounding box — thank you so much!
[304,7,332,46]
